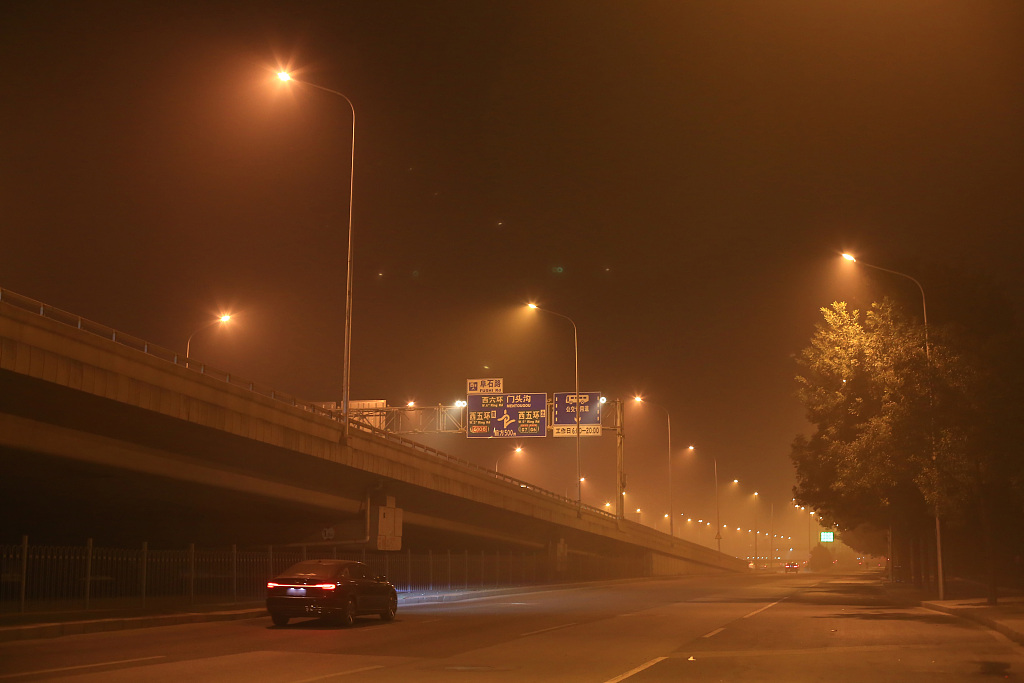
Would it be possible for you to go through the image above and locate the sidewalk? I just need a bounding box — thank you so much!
[883,579,1024,648]
[920,597,1024,647]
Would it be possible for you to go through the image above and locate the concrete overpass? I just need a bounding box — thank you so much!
[0,288,746,574]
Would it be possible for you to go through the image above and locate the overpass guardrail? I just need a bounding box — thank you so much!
[0,287,615,520]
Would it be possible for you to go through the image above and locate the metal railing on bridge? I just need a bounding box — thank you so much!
[0,287,616,520]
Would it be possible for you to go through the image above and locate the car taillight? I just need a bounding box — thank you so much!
[314,583,337,590]
[267,582,280,589]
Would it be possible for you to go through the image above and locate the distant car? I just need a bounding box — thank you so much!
[784,561,800,573]
[266,559,398,627]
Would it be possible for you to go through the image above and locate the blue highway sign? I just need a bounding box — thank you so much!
[467,393,547,438]
[553,392,602,437]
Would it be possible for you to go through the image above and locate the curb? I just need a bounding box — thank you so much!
[921,601,1024,648]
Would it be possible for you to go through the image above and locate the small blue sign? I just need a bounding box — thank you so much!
[467,378,503,394]
[553,392,602,437]
[467,393,547,438]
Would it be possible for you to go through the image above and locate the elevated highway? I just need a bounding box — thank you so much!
[0,289,746,575]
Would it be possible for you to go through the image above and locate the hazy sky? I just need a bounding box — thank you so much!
[3,1,1021,546]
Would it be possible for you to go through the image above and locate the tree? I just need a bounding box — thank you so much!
[792,297,1024,599]
[792,300,935,583]
[793,301,931,517]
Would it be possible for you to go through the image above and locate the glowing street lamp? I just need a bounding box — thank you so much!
[496,445,524,474]
[277,70,357,437]
[526,303,582,515]
[633,396,692,538]
[689,446,723,552]
[842,252,944,599]
[185,314,232,361]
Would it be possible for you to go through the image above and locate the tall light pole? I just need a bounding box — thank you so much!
[185,314,231,362]
[278,71,357,437]
[694,447,722,553]
[752,492,759,568]
[527,303,582,515]
[809,510,815,553]
[842,253,944,599]
[633,397,692,538]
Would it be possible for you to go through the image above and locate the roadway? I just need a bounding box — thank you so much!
[3,570,1021,681]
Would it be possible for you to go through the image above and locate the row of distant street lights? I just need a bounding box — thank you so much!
[273,70,739,540]
[181,69,930,572]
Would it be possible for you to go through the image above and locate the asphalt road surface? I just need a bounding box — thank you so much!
[2,570,1022,682]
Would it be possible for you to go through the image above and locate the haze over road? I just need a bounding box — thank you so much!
[3,571,1020,682]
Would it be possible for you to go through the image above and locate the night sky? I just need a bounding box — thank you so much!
[3,1,1022,549]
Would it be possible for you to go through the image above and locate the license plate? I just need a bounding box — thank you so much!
[286,588,307,597]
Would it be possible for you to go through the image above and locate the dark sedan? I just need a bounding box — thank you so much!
[266,559,398,627]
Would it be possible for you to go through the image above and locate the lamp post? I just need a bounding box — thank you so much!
[527,303,581,515]
[698,448,722,553]
[633,397,693,538]
[496,445,523,474]
[842,253,944,600]
[752,492,759,569]
[806,509,815,553]
[684,446,721,551]
[278,71,357,437]
[185,314,231,363]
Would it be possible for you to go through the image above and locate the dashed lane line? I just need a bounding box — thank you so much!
[519,622,577,637]
[602,657,668,683]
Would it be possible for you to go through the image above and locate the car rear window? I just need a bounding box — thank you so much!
[279,562,346,580]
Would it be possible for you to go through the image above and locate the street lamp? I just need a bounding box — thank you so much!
[527,303,582,515]
[842,252,944,599]
[752,491,759,568]
[633,396,692,538]
[809,510,816,552]
[691,446,722,552]
[496,445,523,474]
[185,314,232,362]
[277,71,357,437]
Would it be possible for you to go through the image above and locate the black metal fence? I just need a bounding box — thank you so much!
[0,538,646,615]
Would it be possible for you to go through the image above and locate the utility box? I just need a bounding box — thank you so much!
[370,495,402,551]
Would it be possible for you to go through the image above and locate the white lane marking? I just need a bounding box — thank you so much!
[519,622,577,637]
[289,665,385,682]
[742,597,787,619]
[702,627,726,638]
[0,655,166,679]
[603,656,668,682]
[683,644,924,659]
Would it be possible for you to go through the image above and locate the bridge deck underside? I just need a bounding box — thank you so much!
[0,369,634,556]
